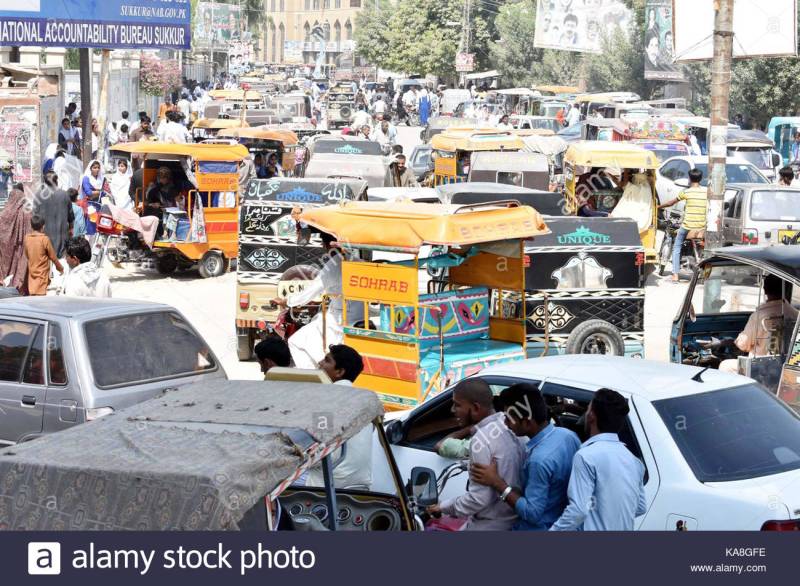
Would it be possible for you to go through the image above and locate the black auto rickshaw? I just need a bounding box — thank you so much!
[467,151,551,191]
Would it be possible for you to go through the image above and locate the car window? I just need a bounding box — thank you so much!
[674,161,690,179]
[85,312,216,388]
[497,171,523,186]
[0,320,39,383]
[21,326,44,386]
[690,265,763,315]
[660,161,678,180]
[48,323,68,386]
[654,384,800,482]
[694,163,768,186]
[749,190,800,222]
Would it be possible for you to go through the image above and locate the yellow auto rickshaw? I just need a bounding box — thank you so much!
[430,129,525,186]
[216,127,298,175]
[563,141,660,264]
[299,200,550,409]
[191,117,250,142]
[110,142,248,277]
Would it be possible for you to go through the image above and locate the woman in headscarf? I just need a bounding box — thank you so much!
[108,158,134,210]
[58,117,79,156]
[80,159,108,237]
[0,183,32,293]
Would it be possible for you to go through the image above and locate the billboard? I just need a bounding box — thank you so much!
[533,0,632,54]
[0,0,190,49]
[194,2,245,47]
[283,41,304,65]
[644,0,684,81]
[674,0,797,61]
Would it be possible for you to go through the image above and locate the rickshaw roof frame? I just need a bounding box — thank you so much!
[565,141,660,169]
[193,118,251,130]
[111,142,250,162]
[217,127,299,144]
[299,200,549,253]
[208,89,265,101]
[431,129,526,152]
[0,380,384,531]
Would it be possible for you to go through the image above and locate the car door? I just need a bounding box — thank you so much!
[656,160,678,205]
[382,376,539,502]
[0,318,47,445]
[721,188,743,245]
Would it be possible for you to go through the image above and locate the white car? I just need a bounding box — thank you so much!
[376,355,800,530]
[656,155,769,205]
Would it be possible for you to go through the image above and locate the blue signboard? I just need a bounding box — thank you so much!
[0,0,190,49]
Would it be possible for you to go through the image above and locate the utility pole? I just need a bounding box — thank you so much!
[210,0,216,77]
[79,48,93,165]
[707,0,734,250]
[96,49,111,161]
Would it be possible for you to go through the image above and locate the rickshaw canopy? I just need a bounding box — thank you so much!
[0,381,383,530]
[300,200,549,252]
[209,89,264,101]
[217,126,299,144]
[565,141,660,169]
[531,85,580,95]
[192,117,250,130]
[431,129,525,153]
[111,142,250,162]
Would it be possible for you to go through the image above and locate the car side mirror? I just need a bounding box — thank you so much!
[723,201,731,210]
[674,178,690,188]
[407,467,438,507]
[384,418,403,444]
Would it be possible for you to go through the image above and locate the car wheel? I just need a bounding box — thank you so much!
[565,320,625,356]
[198,251,227,278]
[155,253,178,275]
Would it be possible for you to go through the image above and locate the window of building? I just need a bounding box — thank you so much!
[335,0,341,7]
[334,20,341,43]
[344,19,352,40]
[350,0,361,6]
[305,0,311,10]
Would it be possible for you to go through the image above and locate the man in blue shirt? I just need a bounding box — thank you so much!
[470,383,581,530]
[550,388,647,531]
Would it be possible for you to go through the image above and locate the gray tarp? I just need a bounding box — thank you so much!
[0,381,383,530]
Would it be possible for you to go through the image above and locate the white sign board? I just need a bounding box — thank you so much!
[674,0,797,61]
[533,0,631,54]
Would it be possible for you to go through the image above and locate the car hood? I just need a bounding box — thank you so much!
[705,468,800,519]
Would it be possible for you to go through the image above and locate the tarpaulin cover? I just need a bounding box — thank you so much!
[0,380,382,530]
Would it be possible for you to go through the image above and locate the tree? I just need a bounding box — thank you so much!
[353,0,393,68]
[491,1,540,87]
[139,53,182,97]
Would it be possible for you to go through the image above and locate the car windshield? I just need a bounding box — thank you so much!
[313,140,383,156]
[749,190,800,222]
[694,163,768,185]
[730,148,773,170]
[412,148,432,167]
[654,384,800,482]
[86,311,216,388]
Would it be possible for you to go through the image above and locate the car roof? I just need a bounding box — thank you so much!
[479,355,751,401]
[706,245,800,283]
[0,297,172,319]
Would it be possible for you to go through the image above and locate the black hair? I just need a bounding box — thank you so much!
[62,117,70,124]
[31,214,45,231]
[763,274,789,300]
[138,111,147,119]
[395,154,406,162]
[43,171,58,188]
[391,144,403,154]
[591,388,629,434]
[688,168,703,183]
[453,377,494,409]
[121,111,129,118]
[13,182,24,192]
[564,13,579,25]
[65,236,92,264]
[328,344,364,382]
[120,124,129,133]
[254,336,291,368]
[779,166,794,182]
[320,231,336,247]
[67,188,79,202]
[645,30,659,48]
[497,382,548,424]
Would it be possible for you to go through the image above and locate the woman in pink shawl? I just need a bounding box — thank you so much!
[0,184,32,293]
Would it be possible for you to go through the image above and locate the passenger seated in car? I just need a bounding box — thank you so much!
[719,275,799,373]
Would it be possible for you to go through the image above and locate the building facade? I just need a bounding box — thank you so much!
[260,0,362,65]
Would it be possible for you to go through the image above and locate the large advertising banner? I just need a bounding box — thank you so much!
[194,2,244,47]
[674,0,797,61]
[644,0,684,81]
[533,0,632,54]
[0,0,190,49]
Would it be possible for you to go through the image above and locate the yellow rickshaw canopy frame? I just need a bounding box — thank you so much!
[565,141,660,170]
[110,142,250,162]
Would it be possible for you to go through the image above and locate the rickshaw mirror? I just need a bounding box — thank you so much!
[408,467,438,507]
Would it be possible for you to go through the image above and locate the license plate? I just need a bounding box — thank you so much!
[779,229,798,242]
[277,280,317,299]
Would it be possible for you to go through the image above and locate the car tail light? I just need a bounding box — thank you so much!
[742,229,759,245]
[239,292,250,310]
[86,407,114,421]
[761,519,800,531]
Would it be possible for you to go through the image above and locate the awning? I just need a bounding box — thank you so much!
[466,70,499,81]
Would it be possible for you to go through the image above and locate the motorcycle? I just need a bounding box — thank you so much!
[406,461,468,531]
[92,211,156,270]
[657,209,705,277]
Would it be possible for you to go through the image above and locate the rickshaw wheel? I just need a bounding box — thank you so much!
[198,251,228,278]
[155,253,178,275]
[566,320,625,356]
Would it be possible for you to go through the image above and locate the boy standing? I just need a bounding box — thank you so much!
[23,215,63,295]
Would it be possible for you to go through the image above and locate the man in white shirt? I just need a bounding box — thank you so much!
[157,111,192,143]
[60,237,112,298]
[403,87,419,110]
[566,103,581,127]
[373,120,397,149]
[351,106,372,133]
[371,96,387,118]
[176,95,192,126]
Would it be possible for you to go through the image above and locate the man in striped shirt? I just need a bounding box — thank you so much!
[660,168,708,282]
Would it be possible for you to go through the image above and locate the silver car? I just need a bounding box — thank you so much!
[722,184,800,246]
[0,297,226,445]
